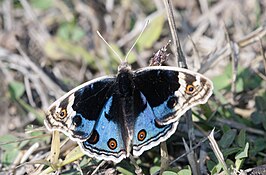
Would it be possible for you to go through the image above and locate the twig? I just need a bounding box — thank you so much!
[0,47,64,107]
[199,25,266,74]
[224,23,239,105]
[15,44,49,109]
[237,24,266,48]
[2,0,13,31]
[163,0,187,68]
[215,118,266,136]
[188,35,201,70]
[169,130,220,166]
[24,76,36,107]
[259,39,266,75]
[163,1,198,174]
[208,129,229,175]
[182,138,200,175]
[19,0,50,44]
[91,161,106,175]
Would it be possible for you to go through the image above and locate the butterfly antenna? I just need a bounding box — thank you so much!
[124,20,150,62]
[97,31,123,63]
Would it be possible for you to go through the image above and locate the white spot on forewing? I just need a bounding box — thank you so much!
[178,72,186,83]
[175,90,185,106]
[193,75,201,86]
[177,73,186,94]
[67,94,75,115]
[175,72,187,107]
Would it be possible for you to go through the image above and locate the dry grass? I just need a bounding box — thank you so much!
[0,0,266,174]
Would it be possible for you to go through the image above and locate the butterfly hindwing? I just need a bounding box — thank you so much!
[45,76,116,141]
[80,96,127,162]
[132,91,178,156]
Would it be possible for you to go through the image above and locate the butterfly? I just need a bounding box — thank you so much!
[44,59,213,163]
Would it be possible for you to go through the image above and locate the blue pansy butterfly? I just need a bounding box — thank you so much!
[44,60,213,163]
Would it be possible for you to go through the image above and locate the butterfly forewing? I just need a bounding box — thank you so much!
[44,76,116,141]
[133,66,213,125]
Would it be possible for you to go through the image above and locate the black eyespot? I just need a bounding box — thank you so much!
[167,96,178,109]
[86,130,99,144]
[72,114,82,127]
[108,138,117,150]
[137,129,147,141]
[154,119,165,128]
[104,112,112,120]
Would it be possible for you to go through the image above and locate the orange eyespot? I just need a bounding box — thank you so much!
[87,130,99,144]
[59,109,67,118]
[186,84,195,94]
[137,129,147,141]
[108,138,117,150]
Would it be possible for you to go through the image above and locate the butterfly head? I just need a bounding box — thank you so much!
[118,61,132,73]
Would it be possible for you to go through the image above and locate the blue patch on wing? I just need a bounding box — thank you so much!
[71,113,96,139]
[152,95,177,120]
[81,97,127,161]
[132,93,177,156]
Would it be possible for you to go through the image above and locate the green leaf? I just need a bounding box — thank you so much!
[150,166,161,174]
[251,111,263,124]
[235,158,244,171]
[212,64,246,92]
[207,160,216,173]
[262,118,266,131]
[71,26,85,42]
[62,146,84,166]
[58,22,85,42]
[212,64,232,91]
[162,170,178,175]
[236,130,246,147]
[2,149,19,166]
[136,12,165,51]
[210,162,222,175]
[222,147,241,157]
[240,68,262,90]
[255,96,266,111]
[45,37,96,68]
[30,0,53,9]
[251,138,266,155]
[0,135,20,166]
[117,166,135,175]
[219,129,237,149]
[0,134,19,150]
[235,142,249,159]
[235,77,244,92]
[177,167,192,175]
[8,81,25,99]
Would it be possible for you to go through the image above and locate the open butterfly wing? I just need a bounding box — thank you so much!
[133,66,213,125]
[45,76,116,141]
